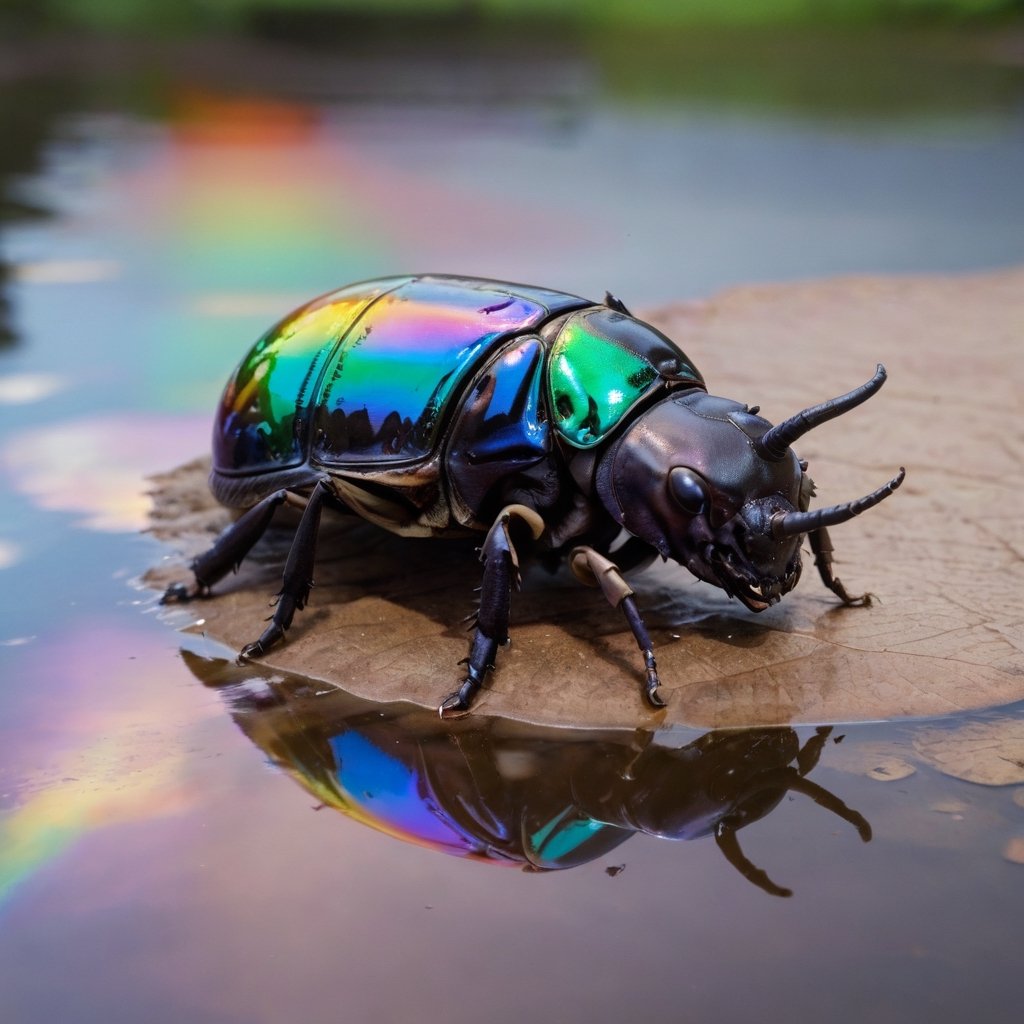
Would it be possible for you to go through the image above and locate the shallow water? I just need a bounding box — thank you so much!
[1,27,1023,1024]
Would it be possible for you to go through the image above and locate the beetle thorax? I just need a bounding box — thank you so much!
[594,391,805,611]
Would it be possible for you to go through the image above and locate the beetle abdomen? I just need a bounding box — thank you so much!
[212,277,410,479]
[309,277,587,467]
[211,275,590,492]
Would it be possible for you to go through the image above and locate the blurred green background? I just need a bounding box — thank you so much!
[4,0,1023,33]
[4,0,1023,124]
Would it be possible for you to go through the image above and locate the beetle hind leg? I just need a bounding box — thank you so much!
[161,487,299,603]
[239,480,330,660]
[439,504,544,718]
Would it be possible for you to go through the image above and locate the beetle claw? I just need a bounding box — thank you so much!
[645,677,667,708]
[439,665,486,718]
[645,685,667,709]
[439,675,480,718]
[239,619,286,662]
[644,655,666,709]
[438,691,471,719]
[161,581,198,604]
[238,641,262,662]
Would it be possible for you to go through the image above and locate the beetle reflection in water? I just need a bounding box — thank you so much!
[164,275,904,716]
[186,652,871,897]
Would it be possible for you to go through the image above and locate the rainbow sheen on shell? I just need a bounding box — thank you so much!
[548,307,704,449]
[212,276,590,475]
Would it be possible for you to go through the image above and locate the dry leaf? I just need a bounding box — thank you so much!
[912,720,1024,787]
[1003,837,1024,865]
[145,268,1024,730]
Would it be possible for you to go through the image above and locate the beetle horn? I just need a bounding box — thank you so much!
[771,467,905,538]
[757,365,888,461]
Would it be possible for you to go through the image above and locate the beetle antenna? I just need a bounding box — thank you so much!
[771,468,905,538]
[757,365,887,461]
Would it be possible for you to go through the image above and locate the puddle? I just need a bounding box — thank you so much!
[183,650,875,895]
[1,21,1022,1024]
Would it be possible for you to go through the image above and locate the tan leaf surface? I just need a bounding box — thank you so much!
[912,720,1024,786]
[146,268,1024,730]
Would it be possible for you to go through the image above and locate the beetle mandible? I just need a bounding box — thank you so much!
[164,274,904,715]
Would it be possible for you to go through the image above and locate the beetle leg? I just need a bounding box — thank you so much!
[570,545,665,709]
[161,488,303,603]
[784,774,873,843]
[439,504,544,718]
[715,824,793,898]
[807,526,874,606]
[795,725,833,776]
[239,480,330,660]
[607,535,658,574]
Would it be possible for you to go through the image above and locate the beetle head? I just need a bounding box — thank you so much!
[594,366,902,611]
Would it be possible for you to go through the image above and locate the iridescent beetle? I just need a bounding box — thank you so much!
[165,275,904,715]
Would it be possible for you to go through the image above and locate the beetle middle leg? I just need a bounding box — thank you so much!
[807,526,873,606]
[570,545,665,709]
[439,504,545,718]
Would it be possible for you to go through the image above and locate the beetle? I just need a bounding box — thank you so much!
[164,274,904,716]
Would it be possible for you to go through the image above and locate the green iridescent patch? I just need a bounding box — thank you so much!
[547,318,661,448]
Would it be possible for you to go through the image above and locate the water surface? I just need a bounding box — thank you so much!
[1,26,1022,1024]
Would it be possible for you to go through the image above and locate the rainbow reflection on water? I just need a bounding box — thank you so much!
[0,626,218,909]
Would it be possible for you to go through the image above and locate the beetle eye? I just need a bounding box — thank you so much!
[669,467,710,516]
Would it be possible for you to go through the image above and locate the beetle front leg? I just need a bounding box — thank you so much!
[570,546,665,709]
[807,526,873,606]
[239,480,330,660]
[439,504,545,718]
